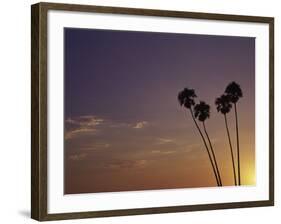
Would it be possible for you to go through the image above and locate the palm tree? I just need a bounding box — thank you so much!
[225,82,243,185]
[178,88,221,186]
[194,101,222,186]
[215,94,237,185]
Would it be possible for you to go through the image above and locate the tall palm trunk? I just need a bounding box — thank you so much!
[189,108,221,186]
[234,103,241,185]
[202,122,222,186]
[224,114,237,186]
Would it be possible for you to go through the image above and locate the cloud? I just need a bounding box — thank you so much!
[65,115,150,140]
[106,159,148,170]
[81,143,111,151]
[162,150,176,154]
[133,121,148,129]
[68,153,87,161]
[65,115,104,140]
[65,118,76,124]
[156,138,174,144]
[65,128,98,140]
[151,149,176,155]
[66,116,104,127]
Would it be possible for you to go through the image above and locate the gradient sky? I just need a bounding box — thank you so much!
[64,28,255,194]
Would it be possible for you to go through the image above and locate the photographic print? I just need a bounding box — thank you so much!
[64,28,255,194]
[31,3,274,220]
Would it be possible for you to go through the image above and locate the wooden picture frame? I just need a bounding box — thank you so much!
[31,2,274,221]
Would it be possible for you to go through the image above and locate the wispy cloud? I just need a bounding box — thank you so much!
[80,143,111,151]
[68,153,88,161]
[151,149,176,155]
[65,115,105,140]
[156,138,174,144]
[106,159,148,170]
[66,116,104,127]
[133,121,148,129]
[66,115,150,140]
[65,128,98,140]
[65,115,104,140]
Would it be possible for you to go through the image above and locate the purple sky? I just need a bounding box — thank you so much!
[64,28,255,194]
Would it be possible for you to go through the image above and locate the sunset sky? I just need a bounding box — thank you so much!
[64,28,255,194]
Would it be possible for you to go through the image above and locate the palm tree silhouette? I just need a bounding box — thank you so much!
[178,88,221,186]
[215,94,237,185]
[225,82,243,185]
[194,101,222,186]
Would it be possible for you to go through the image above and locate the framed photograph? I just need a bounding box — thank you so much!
[31,2,274,221]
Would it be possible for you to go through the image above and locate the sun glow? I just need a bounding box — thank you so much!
[242,167,256,185]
